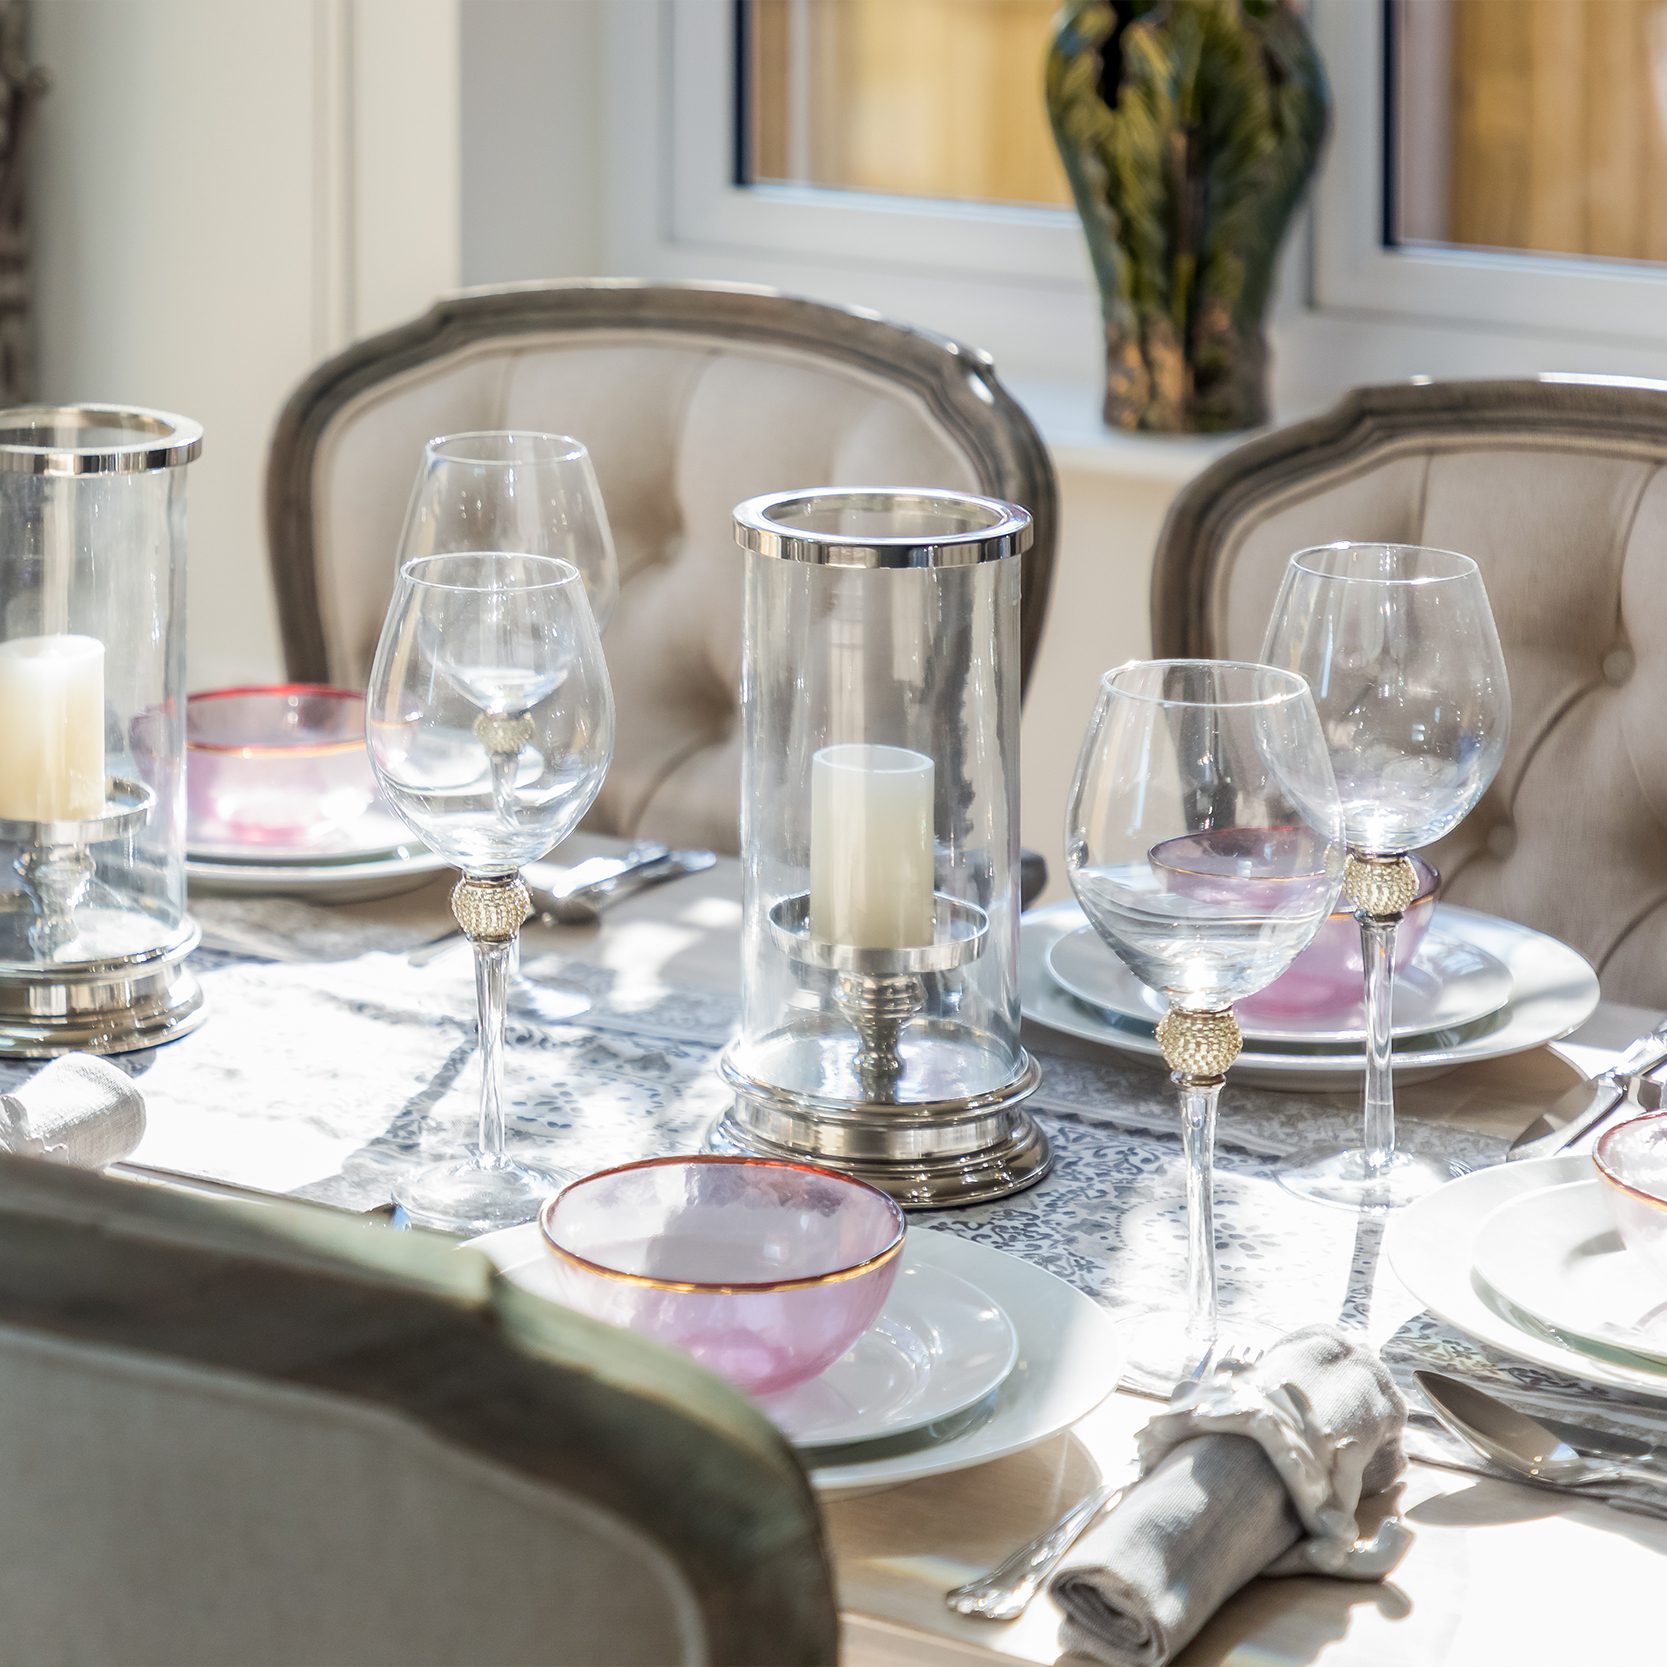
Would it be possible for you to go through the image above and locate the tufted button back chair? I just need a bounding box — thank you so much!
[1151,376,1667,1005]
[266,281,1057,855]
[0,1155,836,1666]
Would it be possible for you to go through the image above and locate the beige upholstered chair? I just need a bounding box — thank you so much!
[1152,376,1667,1005]
[267,281,1057,854]
[0,1157,836,1666]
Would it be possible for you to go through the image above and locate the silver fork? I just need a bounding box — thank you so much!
[944,1474,1136,1621]
[944,1342,1257,1622]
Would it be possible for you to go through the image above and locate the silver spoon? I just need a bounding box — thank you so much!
[534,846,715,926]
[1415,1370,1667,1495]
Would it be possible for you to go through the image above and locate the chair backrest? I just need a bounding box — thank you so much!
[0,1158,836,1667]
[267,280,1057,852]
[1151,376,1667,1004]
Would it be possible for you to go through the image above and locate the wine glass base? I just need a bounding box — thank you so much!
[1280,1146,1452,1212]
[1119,1311,1276,1398]
[394,1152,575,1236]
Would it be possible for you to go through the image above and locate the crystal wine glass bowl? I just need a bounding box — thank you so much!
[1263,542,1510,1210]
[367,551,614,1233]
[399,431,620,633]
[1065,659,1344,1389]
[539,1156,906,1396]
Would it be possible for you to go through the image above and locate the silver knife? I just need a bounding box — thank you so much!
[1508,1018,1667,1162]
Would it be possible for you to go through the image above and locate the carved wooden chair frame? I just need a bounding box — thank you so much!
[1150,375,1667,655]
[266,279,1059,691]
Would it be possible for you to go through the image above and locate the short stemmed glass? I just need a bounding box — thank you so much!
[1066,661,1344,1389]
[398,431,620,631]
[367,553,614,1233]
[1263,543,1509,1210]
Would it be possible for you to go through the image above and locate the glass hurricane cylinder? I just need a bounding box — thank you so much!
[714,488,1049,1207]
[0,407,203,1055]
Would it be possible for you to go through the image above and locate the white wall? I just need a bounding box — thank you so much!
[31,0,461,690]
[26,0,1191,868]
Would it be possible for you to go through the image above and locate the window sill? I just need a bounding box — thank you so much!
[1006,376,1250,487]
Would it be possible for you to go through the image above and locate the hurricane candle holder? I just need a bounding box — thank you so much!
[0,407,204,1055]
[714,488,1049,1207]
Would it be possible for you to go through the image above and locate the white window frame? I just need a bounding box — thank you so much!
[601,0,1667,400]
[1309,0,1667,343]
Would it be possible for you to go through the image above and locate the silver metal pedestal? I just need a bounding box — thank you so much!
[713,1047,1049,1208]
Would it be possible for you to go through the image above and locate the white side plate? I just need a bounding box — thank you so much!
[186,848,448,902]
[475,1222,1020,1449]
[470,1223,1122,1494]
[1472,1179,1667,1368]
[1388,1156,1667,1397]
[1046,919,1513,1044]
[1022,901,1599,1091]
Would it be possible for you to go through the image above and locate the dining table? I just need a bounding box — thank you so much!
[19,832,1665,1667]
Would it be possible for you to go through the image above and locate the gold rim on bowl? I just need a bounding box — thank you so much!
[186,685,367,758]
[538,1154,907,1294]
[1594,1111,1667,1214]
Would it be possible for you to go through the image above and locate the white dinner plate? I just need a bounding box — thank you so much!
[188,803,415,866]
[1046,918,1513,1045]
[472,1222,1019,1450]
[1388,1156,1667,1398]
[1021,901,1599,1091]
[186,847,449,902]
[470,1224,1122,1494]
[1472,1179,1667,1368]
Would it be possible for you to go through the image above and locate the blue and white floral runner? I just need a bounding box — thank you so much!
[4,894,1663,1489]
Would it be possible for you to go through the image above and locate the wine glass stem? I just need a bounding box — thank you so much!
[1177,1075,1222,1361]
[473,933,514,1167]
[1359,914,1398,1174]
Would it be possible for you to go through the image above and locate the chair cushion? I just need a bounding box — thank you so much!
[1202,435,1667,1002]
[311,329,979,850]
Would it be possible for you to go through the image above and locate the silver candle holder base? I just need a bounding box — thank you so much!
[713,892,1051,1208]
[0,778,204,1057]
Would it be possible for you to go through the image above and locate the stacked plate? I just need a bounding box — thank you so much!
[187,814,448,903]
[1389,1154,1667,1397]
[185,687,447,901]
[1021,899,1600,1090]
[470,1224,1124,1494]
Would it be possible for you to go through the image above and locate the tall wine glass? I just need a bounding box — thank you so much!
[1263,543,1509,1210]
[1066,660,1344,1388]
[367,552,614,1233]
[399,432,620,632]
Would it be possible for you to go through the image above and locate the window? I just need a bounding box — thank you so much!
[606,0,1667,399]
[1389,0,1667,268]
[741,0,1068,208]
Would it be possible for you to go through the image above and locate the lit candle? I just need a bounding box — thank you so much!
[810,743,936,948]
[0,634,106,821]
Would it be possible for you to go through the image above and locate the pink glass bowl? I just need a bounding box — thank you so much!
[186,685,377,851]
[1595,1113,1667,1288]
[538,1156,906,1397]
[1151,831,1437,1023]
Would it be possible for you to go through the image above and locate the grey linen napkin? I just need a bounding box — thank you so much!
[0,1054,145,1169]
[1053,1326,1410,1667]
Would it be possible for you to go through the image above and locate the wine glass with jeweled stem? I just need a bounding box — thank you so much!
[1263,543,1509,1211]
[1065,660,1344,1390]
[399,431,620,633]
[367,552,614,1233]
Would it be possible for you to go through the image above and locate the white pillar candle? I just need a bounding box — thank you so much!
[810,743,936,948]
[0,634,106,821]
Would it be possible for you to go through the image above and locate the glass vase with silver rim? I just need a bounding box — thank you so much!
[0,407,205,1055]
[714,487,1048,1207]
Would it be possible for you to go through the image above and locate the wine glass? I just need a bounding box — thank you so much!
[1065,660,1344,1389]
[367,552,614,1233]
[399,432,620,632]
[1263,542,1509,1210]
